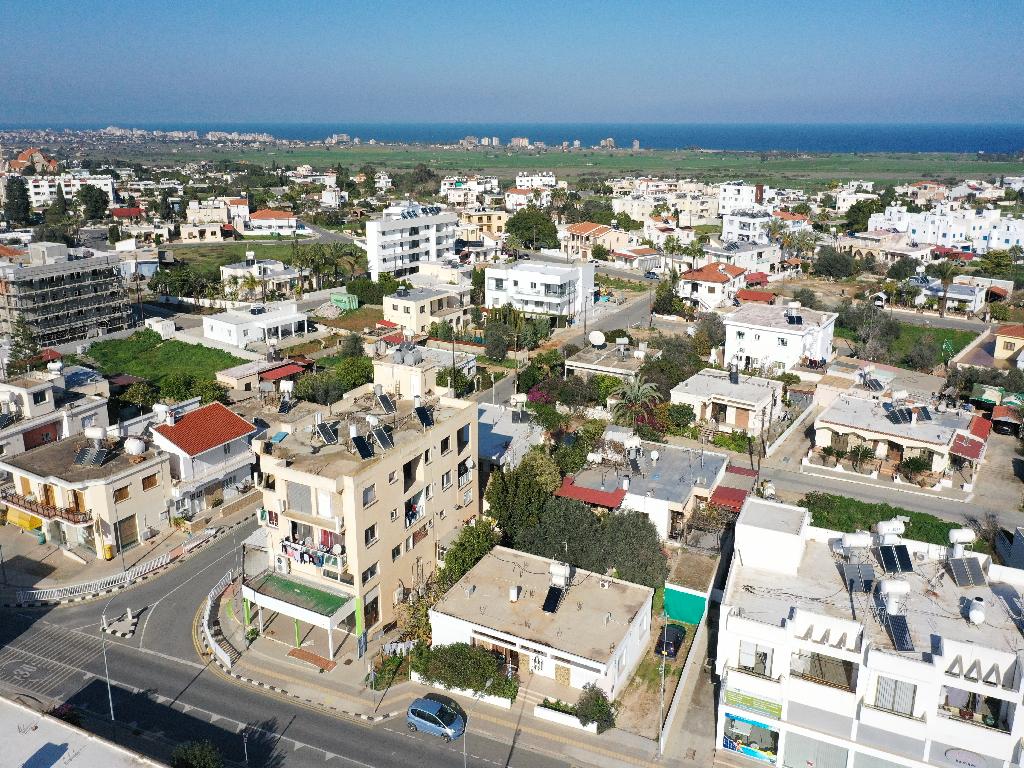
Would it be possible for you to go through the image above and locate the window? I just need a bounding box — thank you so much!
[419,306,425,313]
[392,544,401,561]
[362,484,376,507]
[403,306,410,314]
[82,415,96,428]
[778,338,788,347]
[113,485,130,503]
[32,391,47,405]
[141,473,159,491]
[736,331,745,340]
[267,507,279,527]
[1005,341,1016,351]
[405,535,413,552]
[223,443,231,455]
[364,523,378,547]
[389,470,398,484]
[390,507,399,522]
[874,676,916,717]
[425,483,434,500]
[791,650,856,691]
[441,436,451,454]
[738,641,773,678]
[361,561,378,585]
[442,471,452,490]
[423,448,431,464]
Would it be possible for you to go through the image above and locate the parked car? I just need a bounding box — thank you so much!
[407,698,466,742]
[654,624,686,659]
[517,253,531,260]
[644,271,659,279]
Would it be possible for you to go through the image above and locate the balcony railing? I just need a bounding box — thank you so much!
[937,704,1011,733]
[1,486,91,524]
[862,701,925,722]
[458,472,473,489]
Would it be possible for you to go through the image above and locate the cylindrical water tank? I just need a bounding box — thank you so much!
[969,597,985,626]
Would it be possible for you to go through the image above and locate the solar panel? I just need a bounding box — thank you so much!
[541,585,564,613]
[918,407,932,421]
[629,457,641,474]
[372,427,394,451]
[842,562,875,593]
[352,435,373,460]
[315,423,338,445]
[949,557,972,587]
[377,392,396,415]
[877,546,900,574]
[965,557,986,586]
[74,447,92,465]
[886,614,914,652]
[894,545,913,573]
[0,413,15,430]
[414,406,433,428]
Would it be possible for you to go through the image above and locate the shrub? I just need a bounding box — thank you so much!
[171,741,223,768]
[412,642,519,700]
[575,684,615,733]
[540,698,577,716]
[712,431,752,454]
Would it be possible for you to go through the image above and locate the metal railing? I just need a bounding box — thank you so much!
[16,551,171,603]
[203,568,238,669]
[2,486,91,524]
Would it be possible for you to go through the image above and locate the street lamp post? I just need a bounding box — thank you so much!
[100,612,115,722]
[658,619,667,755]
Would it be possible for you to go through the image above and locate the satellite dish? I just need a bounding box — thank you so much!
[331,544,342,555]
[589,331,606,347]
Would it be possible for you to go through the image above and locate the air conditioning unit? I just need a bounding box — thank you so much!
[275,554,290,574]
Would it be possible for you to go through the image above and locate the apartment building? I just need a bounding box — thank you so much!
[867,205,1024,254]
[365,201,459,281]
[151,401,256,519]
[0,364,109,459]
[716,496,1024,768]
[484,262,595,323]
[723,209,772,244]
[439,176,499,205]
[15,173,117,209]
[561,222,630,261]
[505,188,551,212]
[460,208,508,238]
[249,379,479,642]
[718,181,770,215]
[0,431,171,558]
[724,303,836,373]
[515,172,558,189]
[383,285,472,335]
[702,240,784,275]
[0,242,131,347]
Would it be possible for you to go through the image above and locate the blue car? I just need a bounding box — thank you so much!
[407,697,466,742]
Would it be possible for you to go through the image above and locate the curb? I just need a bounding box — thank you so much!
[2,512,257,609]
[198,631,398,723]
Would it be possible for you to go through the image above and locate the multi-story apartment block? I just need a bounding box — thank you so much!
[439,176,500,206]
[718,181,770,216]
[247,379,479,646]
[724,303,836,373]
[0,430,171,558]
[867,205,1024,254]
[365,201,459,281]
[383,285,472,336]
[514,172,558,189]
[561,222,630,261]
[460,208,509,238]
[0,243,131,347]
[484,262,595,323]
[12,173,117,210]
[717,496,1024,768]
[723,209,773,244]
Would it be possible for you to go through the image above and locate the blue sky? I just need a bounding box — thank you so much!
[2,0,1022,124]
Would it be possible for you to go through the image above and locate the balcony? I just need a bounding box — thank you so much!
[1,486,91,525]
[458,471,473,489]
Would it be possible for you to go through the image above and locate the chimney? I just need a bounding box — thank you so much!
[165,409,177,426]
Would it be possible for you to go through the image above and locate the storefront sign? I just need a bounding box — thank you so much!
[725,688,783,720]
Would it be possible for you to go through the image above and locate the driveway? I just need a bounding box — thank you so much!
[973,432,1024,526]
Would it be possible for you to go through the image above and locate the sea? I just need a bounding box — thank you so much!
[2,122,1024,154]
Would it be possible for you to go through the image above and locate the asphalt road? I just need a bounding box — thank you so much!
[0,524,571,768]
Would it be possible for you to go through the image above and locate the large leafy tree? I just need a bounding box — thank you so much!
[513,496,606,573]
[436,520,499,591]
[171,740,223,768]
[7,316,39,374]
[76,183,109,221]
[601,511,668,590]
[505,205,558,249]
[3,176,30,225]
[483,462,550,544]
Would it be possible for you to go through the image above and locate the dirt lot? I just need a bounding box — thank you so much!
[315,305,384,332]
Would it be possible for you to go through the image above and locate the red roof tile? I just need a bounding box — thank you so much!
[553,476,625,509]
[112,207,142,218]
[968,416,992,441]
[250,209,295,220]
[682,262,745,284]
[0,245,23,258]
[153,402,255,457]
[566,222,611,238]
[709,486,748,512]
[996,324,1024,340]
[377,319,399,329]
[736,289,776,303]
[992,405,1022,424]
[950,434,985,462]
[773,210,809,222]
[382,332,405,344]
[260,362,306,381]
[745,271,769,285]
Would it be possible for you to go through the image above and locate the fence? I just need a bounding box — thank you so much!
[203,568,239,669]
[16,552,171,603]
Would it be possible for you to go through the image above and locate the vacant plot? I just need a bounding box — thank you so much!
[316,305,384,332]
[835,323,975,366]
[86,330,245,384]
[166,242,297,281]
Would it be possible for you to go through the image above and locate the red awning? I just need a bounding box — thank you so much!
[988,286,1009,298]
[709,486,748,513]
[260,363,306,381]
[736,289,775,303]
[377,319,399,328]
[950,434,985,462]
[382,332,405,344]
[726,464,758,478]
[553,477,625,509]
[993,405,1022,424]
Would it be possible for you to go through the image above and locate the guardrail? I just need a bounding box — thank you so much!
[203,568,238,669]
[16,552,171,603]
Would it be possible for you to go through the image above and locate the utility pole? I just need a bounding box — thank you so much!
[100,613,115,722]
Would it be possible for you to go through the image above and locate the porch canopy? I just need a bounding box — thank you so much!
[241,571,355,659]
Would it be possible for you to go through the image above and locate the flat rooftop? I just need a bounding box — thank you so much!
[729,506,1024,657]
[217,359,286,380]
[570,426,728,505]
[668,546,720,593]
[387,285,458,301]
[477,403,544,464]
[432,546,653,665]
[724,303,837,331]
[565,344,659,374]
[817,393,970,445]
[671,368,782,406]
[0,697,162,768]
[827,356,946,401]
[3,435,162,483]
[247,571,350,617]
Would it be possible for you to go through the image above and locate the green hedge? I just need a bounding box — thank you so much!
[411,642,519,701]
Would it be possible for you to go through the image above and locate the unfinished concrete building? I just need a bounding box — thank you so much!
[0,243,132,347]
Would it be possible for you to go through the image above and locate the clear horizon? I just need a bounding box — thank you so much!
[2,1,1022,124]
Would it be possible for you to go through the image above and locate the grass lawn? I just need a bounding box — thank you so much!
[596,273,648,292]
[835,322,975,367]
[477,355,518,369]
[167,242,298,281]
[86,331,245,384]
[801,492,992,555]
[316,305,384,331]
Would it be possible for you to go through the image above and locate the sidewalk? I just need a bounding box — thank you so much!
[215,591,661,768]
[0,493,260,603]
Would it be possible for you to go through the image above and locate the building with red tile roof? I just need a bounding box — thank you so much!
[562,220,629,261]
[679,262,747,310]
[735,288,776,304]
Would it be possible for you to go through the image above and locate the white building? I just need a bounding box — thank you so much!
[439,175,500,205]
[723,209,773,244]
[678,262,747,311]
[515,171,558,189]
[867,204,1024,254]
[724,303,836,373]
[703,240,784,275]
[241,209,300,237]
[365,201,459,281]
[718,181,770,216]
[186,197,249,226]
[202,301,309,348]
[429,546,653,696]
[151,401,256,518]
[484,262,595,323]
[505,187,551,212]
[671,368,783,435]
[374,172,393,192]
[716,495,1024,768]
[220,250,308,296]
[320,186,347,209]
[19,173,117,209]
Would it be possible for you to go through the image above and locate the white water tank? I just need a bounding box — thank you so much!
[876,519,906,537]
[842,532,872,551]
[880,579,910,615]
[969,596,986,626]
[124,438,146,456]
[949,528,977,559]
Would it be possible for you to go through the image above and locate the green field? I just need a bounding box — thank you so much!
[120,144,1024,189]
[86,330,245,383]
[166,242,298,281]
[835,323,975,361]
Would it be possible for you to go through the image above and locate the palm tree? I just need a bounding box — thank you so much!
[848,444,874,471]
[899,455,931,484]
[793,230,820,261]
[765,218,786,246]
[931,261,960,317]
[610,375,662,428]
[240,273,260,301]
